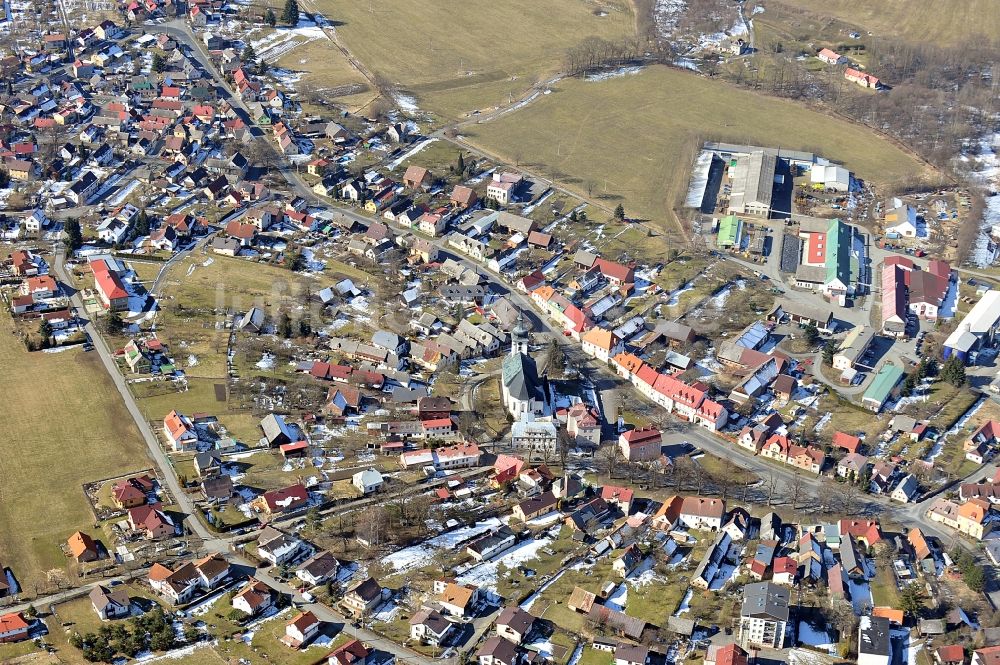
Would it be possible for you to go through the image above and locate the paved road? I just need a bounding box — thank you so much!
[52,247,221,547]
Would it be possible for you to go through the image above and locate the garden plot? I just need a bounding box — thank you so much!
[797,621,836,654]
[383,517,504,572]
[456,537,554,591]
[603,556,659,612]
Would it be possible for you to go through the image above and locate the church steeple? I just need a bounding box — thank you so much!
[511,310,530,356]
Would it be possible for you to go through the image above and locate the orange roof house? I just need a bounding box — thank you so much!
[872,607,904,624]
[68,531,100,562]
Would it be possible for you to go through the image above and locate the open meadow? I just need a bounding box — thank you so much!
[0,312,148,596]
[273,37,375,113]
[463,65,934,231]
[766,0,1000,48]
[311,0,634,119]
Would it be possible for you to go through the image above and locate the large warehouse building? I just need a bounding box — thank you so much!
[728,151,778,218]
[944,290,1000,363]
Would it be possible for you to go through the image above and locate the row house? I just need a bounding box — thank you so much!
[147,554,229,604]
[760,434,825,474]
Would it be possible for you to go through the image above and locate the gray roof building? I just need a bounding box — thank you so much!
[741,582,790,622]
[859,616,891,660]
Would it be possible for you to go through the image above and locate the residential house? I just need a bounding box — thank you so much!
[89,585,131,620]
[296,551,340,587]
[891,474,919,503]
[254,483,309,517]
[467,527,516,562]
[163,410,197,451]
[257,527,306,566]
[68,531,101,562]
[619,427,662,463]
[859,616,892,665]
[283,611,321,649]
[496,605,535,644]
[352,468,384,495]
[477,636,518,665]
[127,504,176,539]
[410,608,453,646]
[233,579,277,617]
[738,582,789,649]
[327,639,370,665]
[680,497,727,531]
[0,613,29,643]
[343,577,387,617]
[615,644,650,665]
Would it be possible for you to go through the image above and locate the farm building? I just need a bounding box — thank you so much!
[810,164,851,192]
[717,214,743,249]
[944,290,1000,363]
[861,363,904,412]
[728,151,777,218]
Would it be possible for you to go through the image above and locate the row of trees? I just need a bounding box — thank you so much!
[563,36,647,76]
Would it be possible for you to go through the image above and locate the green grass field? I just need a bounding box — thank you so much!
[0,313,149,596]
[767,0,1000,48]
[274,37,373,111]
[312,0,634,119]
[464,65,934,231]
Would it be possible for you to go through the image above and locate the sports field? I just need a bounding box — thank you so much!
[0,312,148,595]
[767,0,1000,47]
[464,65,934,230]
[312,0,634,119]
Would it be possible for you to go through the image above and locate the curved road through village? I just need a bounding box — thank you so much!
[20,14,995,652]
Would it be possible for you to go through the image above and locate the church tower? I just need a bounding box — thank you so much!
[511,310,530,356]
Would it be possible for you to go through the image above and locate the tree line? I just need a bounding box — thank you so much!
[563,36,648,77]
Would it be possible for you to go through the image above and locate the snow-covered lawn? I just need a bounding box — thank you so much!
[798,621,836,654]
[456,538,553,591]
[383,517,503,573]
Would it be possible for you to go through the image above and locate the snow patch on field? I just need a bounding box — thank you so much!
[653,0,687,38]
[384,518,503,572]
[456,537,553,591]
[389,138,437,170]
[585,65,645,82]
[247,19,324,61]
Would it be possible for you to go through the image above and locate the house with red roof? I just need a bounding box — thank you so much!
[0,612,30,643]
[936,646,965,665]
[706,643,749,665]
[128,504,177,539]
[600,486,634,513]
[817,48,847,65]
[254,483,309,516]
[845,67,882,89]
[91,259,129,311]
[163,410,197,451]
[839,519,883,547]
[282,611,322,649]
[695,398,728,432]
[771,556,797,585]
[761,434,790,463]
[594,258,634,289]
[833,431,862,454]
[327,639,370,665]
[788,444,825,474]
[10,250,38,276]
[112,479,147,508]
[618,427,662,462]
[492,455,526,487]
[23,275,58,299]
